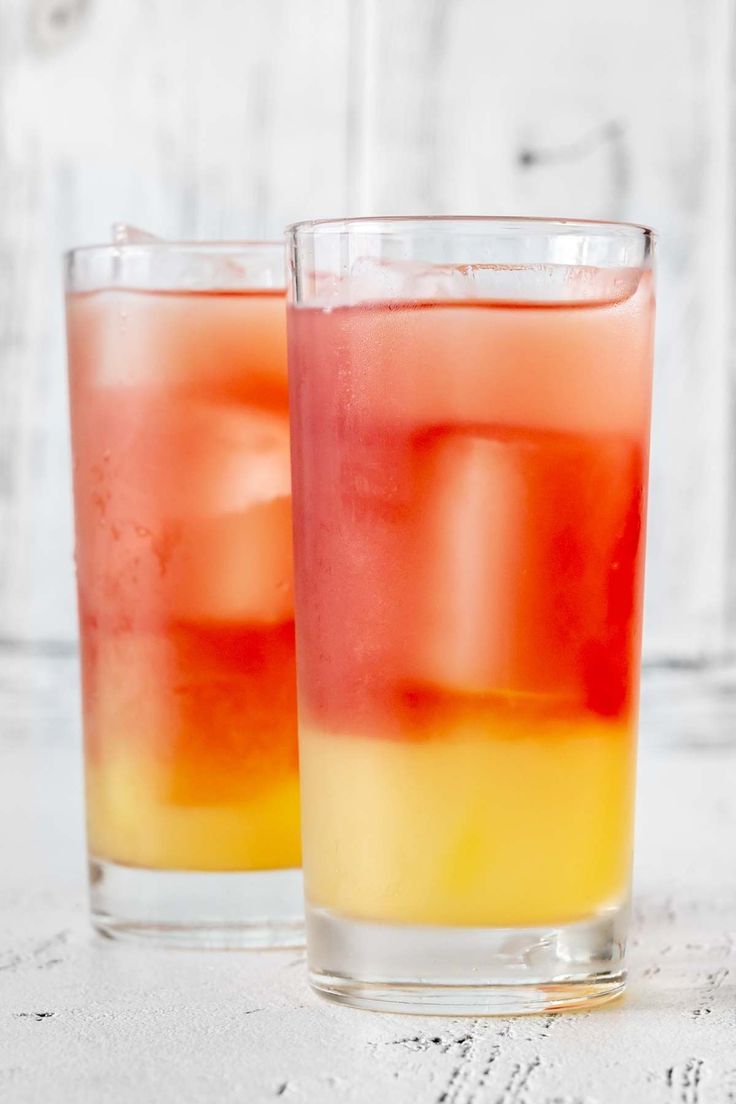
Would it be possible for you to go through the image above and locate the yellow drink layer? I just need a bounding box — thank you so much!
[86,752,301,872]
[300,721,635,928]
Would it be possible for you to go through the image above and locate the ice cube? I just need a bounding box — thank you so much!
[453,263,641,306]
[166,496,293,624]
[111,223,161,245]
[162,404,291,518]
[110,225,275,289]
[72,393,293,626]
[410,432,524,694]
[313,257,640,309]
[347,256,470,304]
[409,426,639,706]
[327,266,651,438]
[89,634,176,752]
[158,403,293,624]
[68,288,286,402]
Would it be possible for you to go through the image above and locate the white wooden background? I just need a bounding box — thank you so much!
[0,0,732,662]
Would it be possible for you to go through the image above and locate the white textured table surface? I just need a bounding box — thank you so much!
[3,646,736,1104]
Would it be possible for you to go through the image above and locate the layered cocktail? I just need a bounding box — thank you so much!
[66,242,301,945]
[287,217,655,1012]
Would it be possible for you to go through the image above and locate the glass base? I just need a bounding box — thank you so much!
[90,858,304,949]
[307,904,626,1015]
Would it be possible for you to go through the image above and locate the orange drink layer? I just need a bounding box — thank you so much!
[289,273,654,928]
[67,288,299,871]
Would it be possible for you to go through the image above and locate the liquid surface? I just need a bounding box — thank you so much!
[288,278,654,926]
[68,288,299,871]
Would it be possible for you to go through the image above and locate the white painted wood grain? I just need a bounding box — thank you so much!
[3,648,736,1103]
[0,0,351,643]
[0,0,731,662]
[349,0,735,663]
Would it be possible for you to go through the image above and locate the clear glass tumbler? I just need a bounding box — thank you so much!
[287,216,655,1013]
[65,241,302,947]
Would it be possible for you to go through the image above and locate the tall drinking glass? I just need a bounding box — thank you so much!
[66,241,302,946]
[287,217,655,1013]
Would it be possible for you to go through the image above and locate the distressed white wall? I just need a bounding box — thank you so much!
[0,0,351,642]
[0,0,731,662]
[348,0,734,663]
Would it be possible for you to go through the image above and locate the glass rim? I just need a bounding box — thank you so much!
[64,239,284,263]
[286,214,656,241]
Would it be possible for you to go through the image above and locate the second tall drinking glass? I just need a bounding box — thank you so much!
[287,216,655,1013]
[66,241,302,946]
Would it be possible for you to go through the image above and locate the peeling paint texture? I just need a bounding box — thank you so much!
[3,650,736,1102]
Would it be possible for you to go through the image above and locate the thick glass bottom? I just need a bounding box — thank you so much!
[90,858,304,948]
[307,904,627,1015]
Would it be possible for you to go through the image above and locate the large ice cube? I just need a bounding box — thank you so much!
[163,403,291,518]
[73,396,294,627]
[67,288,286,403]
[163,403,294,624]
[410,432,524,694]
[167,496,293,625]
[409,426,640,707]
[316,270,652,439]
